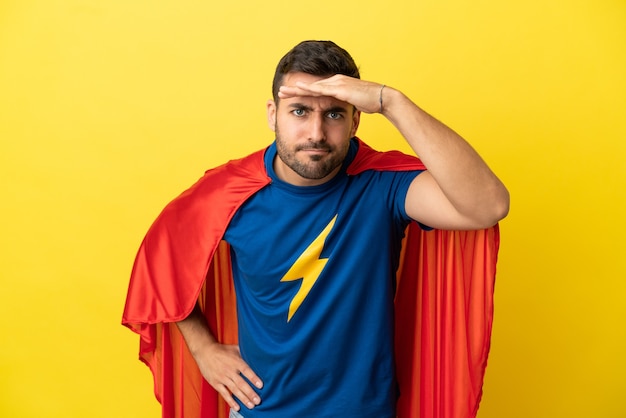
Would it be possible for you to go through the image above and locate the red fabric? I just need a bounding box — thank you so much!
[122,138,499,418]
[395,225,499,418]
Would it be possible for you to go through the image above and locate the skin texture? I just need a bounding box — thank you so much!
[177,71,510,412]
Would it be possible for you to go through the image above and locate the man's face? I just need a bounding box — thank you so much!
[267,72,360,186]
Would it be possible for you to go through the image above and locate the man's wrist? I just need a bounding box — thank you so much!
[380,87,408,118]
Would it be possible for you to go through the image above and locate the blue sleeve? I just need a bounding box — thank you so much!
[387,170,433,231]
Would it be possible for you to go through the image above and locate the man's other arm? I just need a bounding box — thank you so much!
[176,304,263,412]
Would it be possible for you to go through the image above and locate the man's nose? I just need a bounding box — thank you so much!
[307,114,326,142]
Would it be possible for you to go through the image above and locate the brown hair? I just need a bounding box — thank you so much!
[271,40,360,102]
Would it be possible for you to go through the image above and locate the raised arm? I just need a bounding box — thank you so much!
[278,75,510,230]
[176,304,263,412]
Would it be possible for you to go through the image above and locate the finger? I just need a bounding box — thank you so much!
[227,374,262,409]
[278,84,325,99]
[216,384,241,412]
[238,363,264,389]
[278,84,350,105]
[296,80,331,93]
[229,345,264,390]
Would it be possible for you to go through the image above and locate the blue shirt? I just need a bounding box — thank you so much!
[224,139,423,417]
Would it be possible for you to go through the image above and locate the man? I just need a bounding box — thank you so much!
[123,40,509,418]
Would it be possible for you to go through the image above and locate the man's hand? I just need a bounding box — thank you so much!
[194,341,263,412]
[279,73,509,230]
[278,74,386,114]
[176,305,263,412]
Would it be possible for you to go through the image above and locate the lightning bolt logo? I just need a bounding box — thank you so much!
[281,215,337,322]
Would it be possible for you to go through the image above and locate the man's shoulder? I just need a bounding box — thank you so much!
[166,147,271,212]
[205,147,268,179]
[201,147,269,186]
[348,137,426,174]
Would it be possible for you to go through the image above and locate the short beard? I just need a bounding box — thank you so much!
[275,128,349,181]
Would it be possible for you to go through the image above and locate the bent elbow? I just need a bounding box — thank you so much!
[484,188,510,227]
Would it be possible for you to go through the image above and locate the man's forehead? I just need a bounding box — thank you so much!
[281,71,326,85]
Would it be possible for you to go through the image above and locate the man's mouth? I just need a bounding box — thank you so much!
[299,149,330,160]
[298,144,331,153]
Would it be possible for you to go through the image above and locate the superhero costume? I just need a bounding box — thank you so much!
[223,139,422,416]
[122,137,499,418]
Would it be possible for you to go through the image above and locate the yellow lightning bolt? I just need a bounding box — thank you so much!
[281,215,337,322]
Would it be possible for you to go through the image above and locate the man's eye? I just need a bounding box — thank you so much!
[327,112,342,120]
[292,109,306,116]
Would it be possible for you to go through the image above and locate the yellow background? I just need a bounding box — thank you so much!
[1,1,624,417]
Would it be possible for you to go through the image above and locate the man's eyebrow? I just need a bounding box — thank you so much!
[288,103,315,111]
[287,103,349,113]
[324,106,349,113]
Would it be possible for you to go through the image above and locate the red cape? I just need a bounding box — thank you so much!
[122,138,499,418]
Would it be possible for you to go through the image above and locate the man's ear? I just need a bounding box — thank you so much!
[267,99,277,132]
